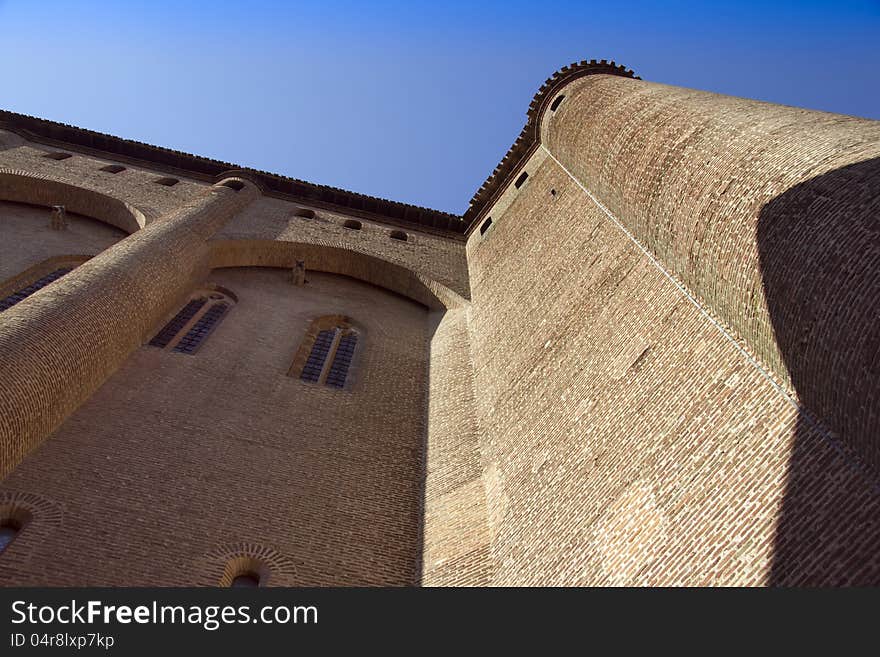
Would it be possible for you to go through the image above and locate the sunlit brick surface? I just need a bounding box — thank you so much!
[465,155,880,585]
[0,270,429,585]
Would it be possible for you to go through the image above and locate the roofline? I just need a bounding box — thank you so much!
[0,109,467,239]
[0,59,638,240]
[462,59,639,236]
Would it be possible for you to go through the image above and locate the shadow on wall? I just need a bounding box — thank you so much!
[758,157,880,585]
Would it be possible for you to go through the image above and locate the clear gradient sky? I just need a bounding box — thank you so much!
[1,1,877,213]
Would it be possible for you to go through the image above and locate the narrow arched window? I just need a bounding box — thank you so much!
[514,171,529,189]
[0,522,20,554]
[343,220,362,230]
[148,289,234,354]
[0,267,74,312]
[217,179,245,191]
[290,316,360,389]
[550,94,565,111]
[231,572,260,587]
[0,511,29,556]
[149,298,207,348]
[389,230,408,241]
[173,302,229,354]
[221,556,267,587]
[300,329,336,383]
[325,332,357,388]
[479,217,493,235]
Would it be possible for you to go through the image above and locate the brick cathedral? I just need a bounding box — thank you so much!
[0,60,878,586]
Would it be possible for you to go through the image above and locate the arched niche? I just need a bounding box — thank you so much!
[0,169,146,234]
[207,239,465,311]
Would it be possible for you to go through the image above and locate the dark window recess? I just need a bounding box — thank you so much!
[44,152,72,160]
[100,164,126,173]
[173,303,228,354]
[219,180,245,191]
[389,230,407,241]
[514,171,529,189]
[149,298,207,348]
[550,95,565,111]
[155,177,179,187]
[343,220,362,230]
[0,267,73,312]
[231,573,260,587]
[325,333,357,388]
[0,523,19,554]
[300,330,335,383]
[479,218,493,235]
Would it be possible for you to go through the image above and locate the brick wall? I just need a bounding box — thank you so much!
[2,70,879,586]
[545,74,880,472]
[0,177,257,480]
[218,196,469,300]
[0,269,430,585]
[0,130,468,586]
[421,308,493,585]
[460,74,880,585]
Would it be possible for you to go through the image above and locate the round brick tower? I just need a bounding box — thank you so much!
[464,61,880,585]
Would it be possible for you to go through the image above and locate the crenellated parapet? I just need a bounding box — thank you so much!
[462,59,638,232]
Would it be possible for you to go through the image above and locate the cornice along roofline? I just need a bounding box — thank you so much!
[462,59,638,236]
[0,109,465,238]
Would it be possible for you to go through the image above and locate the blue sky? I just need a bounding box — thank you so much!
[0,1,877,213]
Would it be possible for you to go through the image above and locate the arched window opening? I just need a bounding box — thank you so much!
[231,572,260,587]
[154,177,179,187]
[479,217,493,235]
[290,316,360,389]
[514,171,529,189]
[325,333,357,388]
[149,298,207,348]
[0,508,30,556]
[221,555,268,587]
[148,288,234,354]
[389,230,408,241]
[550,94,566,111]
[300,329,336,383]
[218,180,245,191]
[0,521,21,555]
[43,151,72,161]
[343,220,362,230]
[0,267,73,312]
[294,208,316,219]
[100,164,126,174]
[173,302,229,354]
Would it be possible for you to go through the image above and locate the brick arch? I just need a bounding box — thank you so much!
[197,542,299,587]
[0,490,63,576]
[0,168,146,233]
[208,239,466,310]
